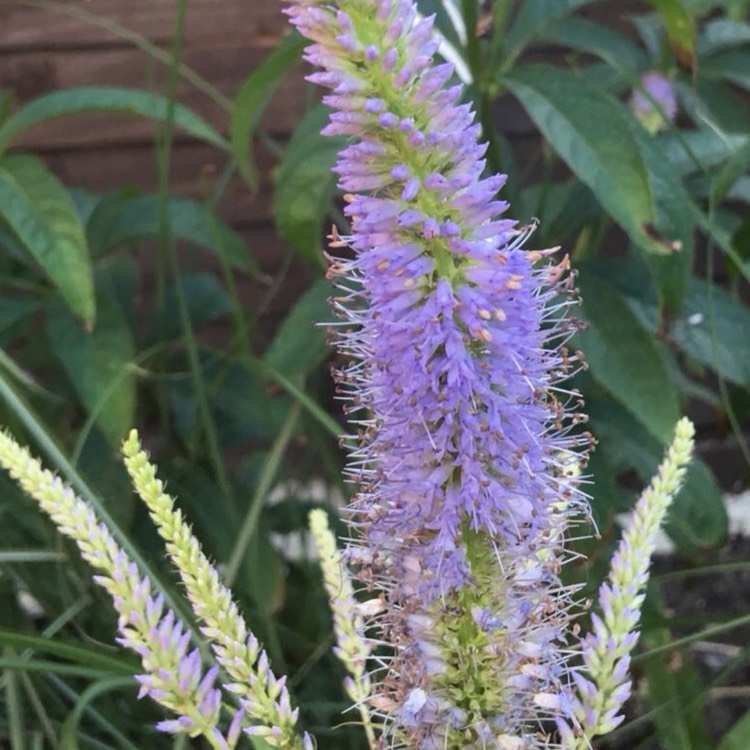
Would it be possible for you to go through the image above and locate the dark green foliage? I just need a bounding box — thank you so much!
[0,1,749,748]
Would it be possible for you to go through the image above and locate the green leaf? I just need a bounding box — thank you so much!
[504,64,694,310]
[504,65,693,254]
[661,129,749,177]
[644,0,697,67]
[541,17,647,74]
[78,188,138,255]
[677,79,750,134]
[0,154,95,325]
[244,518,284,616]
[718,709,750,750]
[666,458,728,554]
[46,292,135,448]
[633,12,666,62]
[585,441,625,535]
[703,48,750,90]
[0,298,39,337]
[501,0,595,67]
[264,279,332,378]
[148,273,232,342]
[587,395,727,554]
[672,279,750,387]
[68,187,105,226]
[509,64,697,309]
[273,104,343,266]
[576,272,680,443]
[86,194,253,271]
[589,259,750,388]
[698,19,750,56]
[730,214,750,280]
[642,590,712,750]
[0,87,227,155]
[230,32,306,189]
[169,353,288,447]
[519,179,601,246]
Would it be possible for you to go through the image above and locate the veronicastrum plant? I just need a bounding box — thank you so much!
[0,0,706,748]
[0,417,695,749]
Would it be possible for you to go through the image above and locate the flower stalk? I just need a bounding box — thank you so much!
[122,430,310,750]
[309,508,378,748]
[286,0,591,746]
[559,417,696,748]
[0,431,236,750]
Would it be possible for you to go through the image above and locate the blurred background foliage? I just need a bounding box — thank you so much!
[0,0,749,748]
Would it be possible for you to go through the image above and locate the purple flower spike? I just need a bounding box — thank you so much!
[286,0,591,747]
[288,0,591,742]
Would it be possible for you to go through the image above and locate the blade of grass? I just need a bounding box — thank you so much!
[60,676,136,750]
[634,612,750,663]
[0,549,67,563]
[225,401,302,586]
[0,595,92,696]
[0,550,65,563]
[0,348,58,400]
[0,369,197,633]
[0,659,114,679]
[0,631,135,675]
[656,561,750,581]
[18,671,58,749]
[4,648,26,750]
[155,0,235,518]
[46,675,140,750]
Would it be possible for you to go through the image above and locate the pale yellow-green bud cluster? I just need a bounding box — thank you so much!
[122,430,307,749]
[560,417,696,748]
[309,509,378,748]
[0,432,230,749]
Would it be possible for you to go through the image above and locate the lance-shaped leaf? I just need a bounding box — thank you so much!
[0,86,227,155]
[576,271,680,444]
[504,63,695,310]
[47,293,135,448]
[0,154,95,325]
[231,32,306,189]
[273,105,343,267]
[644,0,697,68]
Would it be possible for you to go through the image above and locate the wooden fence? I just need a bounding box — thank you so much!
[1,1,312,276]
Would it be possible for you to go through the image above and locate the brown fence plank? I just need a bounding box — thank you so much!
[44,140,280,226]
[0,0,287,51]
[1,43,308,149]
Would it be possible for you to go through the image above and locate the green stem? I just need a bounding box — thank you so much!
[5,648,26,750]
[0,371,196,632]
[155,0,236,516]
[461,0,481,82]
[633,612,750,664]
[225,403,302,586]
